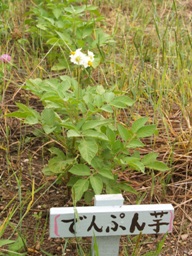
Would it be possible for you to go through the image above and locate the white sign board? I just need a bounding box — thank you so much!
[50,195,174,256]
[50,204,174,237]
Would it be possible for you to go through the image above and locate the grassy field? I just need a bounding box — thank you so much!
[0,0,192,255]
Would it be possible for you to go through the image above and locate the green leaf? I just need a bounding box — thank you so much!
[111,140,124,153]
[129,161,145,173]
[131,117,148,133]
[67,176,79,187]
[67,129,81,137]
[42,166,53,176]
[118,183,138,194]
[136,125,157,138]
[40,93,61,103]
[0,239,15,247]
[123,157,145,173]
[90,175,103,194]
[68,164,91,176]
[42,166,55,176]
[61,120,76,130]
[52,8,62,19]
[110,95,135,108]
[92,29,115,47]
[84,190,95,204]
[25,78,42,94]
[49,147,65,158]
[36,23,47,30]
[98,168,114,180]
[96,85,105,94]
[82,130,108,141]
[51,64,66,71]
[64,5,86,14]
[100,105,113,113]
[78,139,98,164]
[146,161,169,171]
[106,184,121,194]
[42,125,57,134]
[8,236,26,253]
[55,31,72,44]
[92,57,101,69]
[72,179,89,203]
[41,108,57,134]
[117,123,133,141]
[46,38,60,46]
[7,103,40,125]
[43,157,74,175]
[142,152,158,165]
[43,16,54,25]
[127,138,145,148]
[85,5,98,11]
[91,157,109,171]
[103,92,115,103]
[156,234,167,254]
[106,127,116,143]
[51,59,68,71]
[94,95,103,107]
[82,119,112,130]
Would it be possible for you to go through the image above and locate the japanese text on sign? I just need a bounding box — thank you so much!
[50,204,174,238]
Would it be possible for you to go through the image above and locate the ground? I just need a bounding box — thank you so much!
[0,83,192,255]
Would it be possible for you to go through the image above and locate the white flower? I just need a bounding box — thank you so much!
[87,50,94,61]
[81,56,92,68]
[70,48,86,66]
[85,50,94,68]
[70,49,94,68]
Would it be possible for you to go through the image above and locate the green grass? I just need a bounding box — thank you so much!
[0,0,191,255]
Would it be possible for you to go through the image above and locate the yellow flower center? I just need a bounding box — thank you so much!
[75,56,81,63]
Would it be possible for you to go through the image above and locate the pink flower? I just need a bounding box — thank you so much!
[0,54,11,63]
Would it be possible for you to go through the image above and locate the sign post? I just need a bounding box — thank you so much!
[50,194,174,255]
[92,194,124,256]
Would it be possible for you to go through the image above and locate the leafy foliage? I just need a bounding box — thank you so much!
[8,75,169,203]
[5,0,169,204]
[25,0,114,68]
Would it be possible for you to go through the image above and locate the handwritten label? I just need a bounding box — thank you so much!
[50,204,174,238]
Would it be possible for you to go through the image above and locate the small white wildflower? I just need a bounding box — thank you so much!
[81,56,91,68]
[87,50,94,61]
[70,49,94,68]
[86,50,94,67]
[70,48,86,66]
